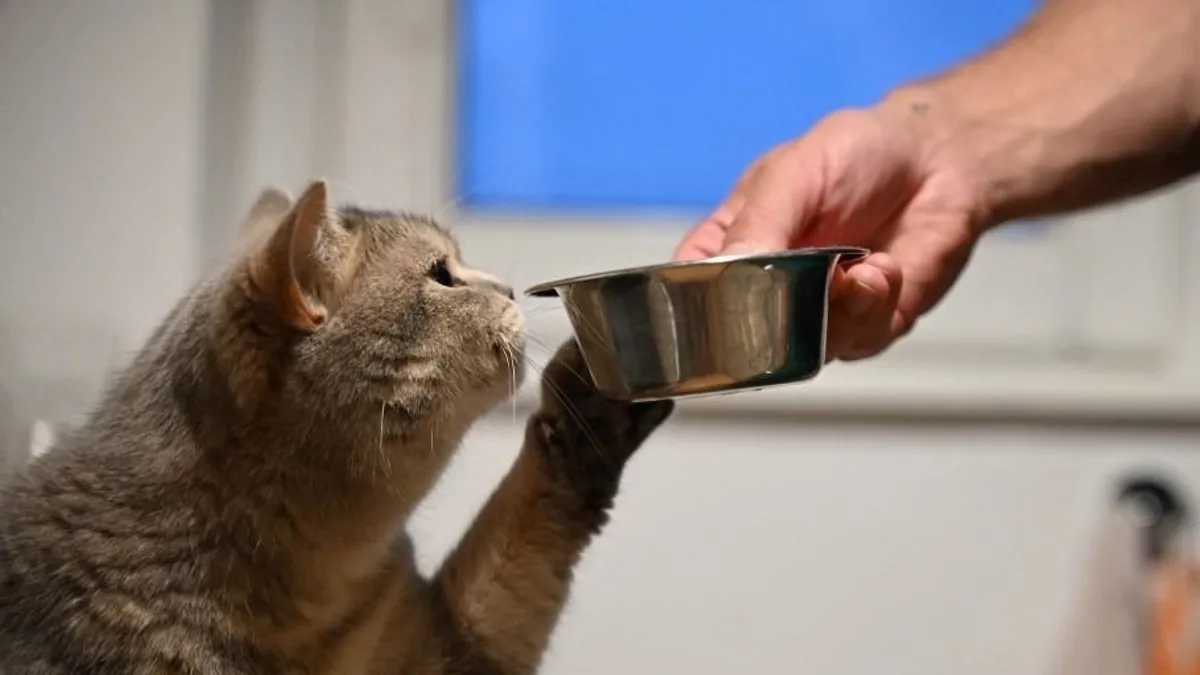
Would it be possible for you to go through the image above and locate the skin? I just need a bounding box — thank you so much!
[675,0,1200,361]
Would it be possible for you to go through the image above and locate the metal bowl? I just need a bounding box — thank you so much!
[524,246,869,401]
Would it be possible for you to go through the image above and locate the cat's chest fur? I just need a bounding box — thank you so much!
[273,542,419,675]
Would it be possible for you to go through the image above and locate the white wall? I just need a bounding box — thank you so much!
[0,0,209,476]
[417,415,1200,675]
[2,3,1200,675]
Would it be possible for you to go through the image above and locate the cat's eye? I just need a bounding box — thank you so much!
[429,259,456,287]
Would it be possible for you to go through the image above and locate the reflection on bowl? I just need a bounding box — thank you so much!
[525,246,868,401]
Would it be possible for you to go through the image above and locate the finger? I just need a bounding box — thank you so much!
[884,220,973,321]
[719,145,821,255]
[840,277,905,360]
[842,259,892,318]
[825,254,902,361]
[673,218,727,261]
[674,159,766,261]
[825,262,891,361]
[673,200,741,261]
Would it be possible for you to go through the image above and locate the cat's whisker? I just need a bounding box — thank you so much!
[377,399,391,481]
[518,303,558,317]
[538,376,607,461]
[519,353,550,378]
[430,413,439,462]
[522,332,558,354]
[499,341,519,424]
[525,349,554,366]
[566,313,617,358]
[524,350,617,468]
[526,334,555,348]
[525,345,549,361]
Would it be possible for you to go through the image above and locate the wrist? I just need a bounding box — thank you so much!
[873,85,997,235]
[522,415,622,526]
[877,18,1200,231]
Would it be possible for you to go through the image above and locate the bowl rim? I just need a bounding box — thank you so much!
[524,245,870,297]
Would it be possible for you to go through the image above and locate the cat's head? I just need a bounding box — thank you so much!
[224,180,525,441]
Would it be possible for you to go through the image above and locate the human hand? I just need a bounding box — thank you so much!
[674,105,985,361]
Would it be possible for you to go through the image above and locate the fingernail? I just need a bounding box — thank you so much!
[843,280,879,317]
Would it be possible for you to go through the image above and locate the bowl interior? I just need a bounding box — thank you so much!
[524,246,868,297]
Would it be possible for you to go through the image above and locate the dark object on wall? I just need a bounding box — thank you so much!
[1115,473,1190,564]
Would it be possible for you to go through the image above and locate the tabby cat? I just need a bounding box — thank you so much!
[0,180,674,674]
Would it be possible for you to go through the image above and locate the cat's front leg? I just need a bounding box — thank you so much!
[430,339,673,675]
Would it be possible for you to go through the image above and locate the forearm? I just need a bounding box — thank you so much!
[426,339,672,675]
[879,0,1200,229]
[430,436,599,675]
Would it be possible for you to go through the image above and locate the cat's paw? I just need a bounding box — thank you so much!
[533,339,674,494]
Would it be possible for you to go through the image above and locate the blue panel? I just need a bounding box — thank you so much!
[456,1,1036,213]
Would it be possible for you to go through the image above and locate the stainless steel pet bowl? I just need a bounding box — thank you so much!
[524,246,869,401]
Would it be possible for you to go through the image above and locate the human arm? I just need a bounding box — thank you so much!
[676,0,1200,360]
[884,0,1200,229]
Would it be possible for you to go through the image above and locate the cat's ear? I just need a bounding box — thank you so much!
[235,186,294,247]
[248,179,335,332]
[245,186,294,230]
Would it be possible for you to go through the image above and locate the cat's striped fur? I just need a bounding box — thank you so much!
[0,181,673,674]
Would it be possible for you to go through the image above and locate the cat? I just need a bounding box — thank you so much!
[0,180,674,674]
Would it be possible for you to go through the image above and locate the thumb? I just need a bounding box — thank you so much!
[719,151,819,256]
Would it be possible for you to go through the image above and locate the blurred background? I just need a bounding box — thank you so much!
[3,1,1200,673]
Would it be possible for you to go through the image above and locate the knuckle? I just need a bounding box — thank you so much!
[891,307,917,339]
